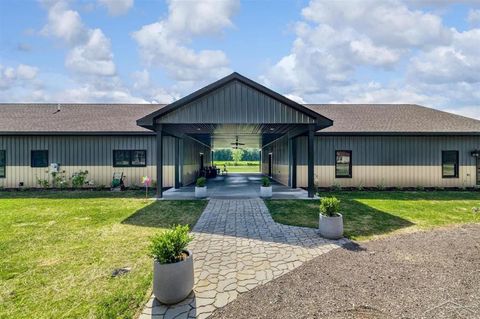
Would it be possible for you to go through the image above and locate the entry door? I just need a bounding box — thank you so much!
[477,158,480,185]
[268,153,272,177]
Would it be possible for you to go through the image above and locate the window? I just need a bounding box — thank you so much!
[31,150,48,168]
[442,151,459,178]
[0,150,5,178]
[335,150,352,178]
[113,150,146,167]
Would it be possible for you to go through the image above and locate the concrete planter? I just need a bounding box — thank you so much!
[195,186,207,198]
[260,186,272,198]
[153,250,194,305]
[319,213,343,239]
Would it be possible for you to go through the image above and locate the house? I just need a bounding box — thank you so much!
[0,73,479,197]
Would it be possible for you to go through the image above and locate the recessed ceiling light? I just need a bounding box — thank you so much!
[197,127,201,131]
[269,127,275,131]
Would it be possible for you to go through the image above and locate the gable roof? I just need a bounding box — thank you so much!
[137,72,333,129]
[306,104,480,135]
[0,103,162,135]
[0,103,478,136]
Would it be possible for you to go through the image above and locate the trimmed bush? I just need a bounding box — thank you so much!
[319,196,341,217]
[196,177,206,187]
[261,177,271,187]
[149,225,193,264]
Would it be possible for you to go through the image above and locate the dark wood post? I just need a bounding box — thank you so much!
[307,125,315,198]
[174,137,180,189]
[155,125,163,198]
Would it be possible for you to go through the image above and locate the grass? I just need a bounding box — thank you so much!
[214,161,260,173]
[266,191,480,241]
[0,191,207,319]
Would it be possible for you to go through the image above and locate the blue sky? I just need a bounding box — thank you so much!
[0,0,479,119]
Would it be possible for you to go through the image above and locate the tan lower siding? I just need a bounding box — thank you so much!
[296,165,477,188]
[0,135,176,189]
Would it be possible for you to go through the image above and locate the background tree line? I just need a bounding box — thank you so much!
[213,148,260,161]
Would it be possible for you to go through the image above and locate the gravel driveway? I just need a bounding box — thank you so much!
[212,224,480,319]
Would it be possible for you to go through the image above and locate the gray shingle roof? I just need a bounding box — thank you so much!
[305,104,480,134]
[0,103,164,134]
[0,103,479,135]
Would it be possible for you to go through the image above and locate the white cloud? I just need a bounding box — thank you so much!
[98,0,133,16]
[132,0,238,83]
[261,0,480,119]
[467,9,480,26]
[0,64,39,90]
[65,29,116,76]
[42,0,116,77]
[408,29,480,84]
[41,0,86,45]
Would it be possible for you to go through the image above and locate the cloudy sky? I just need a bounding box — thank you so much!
[0,0,479,119]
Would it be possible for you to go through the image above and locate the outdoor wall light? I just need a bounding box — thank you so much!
[471,150,480,157]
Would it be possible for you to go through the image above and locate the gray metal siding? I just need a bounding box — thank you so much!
[0,135,176,188]
[262,136,290,185]
[182,138,211,186]
[296,135,480,188]
[158,80,315,124]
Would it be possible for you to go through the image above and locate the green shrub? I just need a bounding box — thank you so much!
[331,183,342,191]
[319,196,341,217]
[149,225,193,264]
[36,177,49,188]
[261,177,271,187]
[71,170,89,188]
[196,177,206,187]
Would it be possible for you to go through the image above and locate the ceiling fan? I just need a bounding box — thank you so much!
[231,136,245,149]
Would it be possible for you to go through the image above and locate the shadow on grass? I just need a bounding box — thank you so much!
[342,198,414,240]
[121,200,207,229]
[266,198,414,240]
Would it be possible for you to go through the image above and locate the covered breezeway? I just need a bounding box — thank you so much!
[161,173,312,199]
[137,73,333,198]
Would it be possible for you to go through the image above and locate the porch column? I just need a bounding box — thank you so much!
[174,137,180,189]
[291,137,297,189]
[155,124,163,198]
[307,125,315,198]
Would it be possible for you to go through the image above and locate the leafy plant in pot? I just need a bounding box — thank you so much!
[195,177,207,198]
[149,225,194,304]
[260,176,272,198]
[318,196,343,239]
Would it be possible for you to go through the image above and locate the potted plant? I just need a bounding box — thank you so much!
[318,196,343,239]
[149,225,194,304]
[260,176,272,198]
[195,177,207,198]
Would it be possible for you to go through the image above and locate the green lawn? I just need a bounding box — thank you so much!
[0,191,207,319]
[266,191,480,241]
[214,161,260,173]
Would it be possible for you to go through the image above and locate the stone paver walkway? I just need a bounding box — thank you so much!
[140,199,348,319]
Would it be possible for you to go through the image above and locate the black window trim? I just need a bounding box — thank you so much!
[31,150,49,168]
[442,150,459,179]
[335,150,352,178]
[113,149,147,167]
[0,150,5,178]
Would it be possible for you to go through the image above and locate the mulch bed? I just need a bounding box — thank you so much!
[212,224,480,319]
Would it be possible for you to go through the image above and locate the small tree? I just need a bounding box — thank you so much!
[232,149,244,165]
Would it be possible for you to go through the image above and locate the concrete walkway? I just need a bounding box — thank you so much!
[140,199,347,319]
[163,173,313,199]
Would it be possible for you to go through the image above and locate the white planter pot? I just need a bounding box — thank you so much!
[153,250,194,305]
[319,213,344,239]
[195,186,207,198]
[260,186,272,198]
